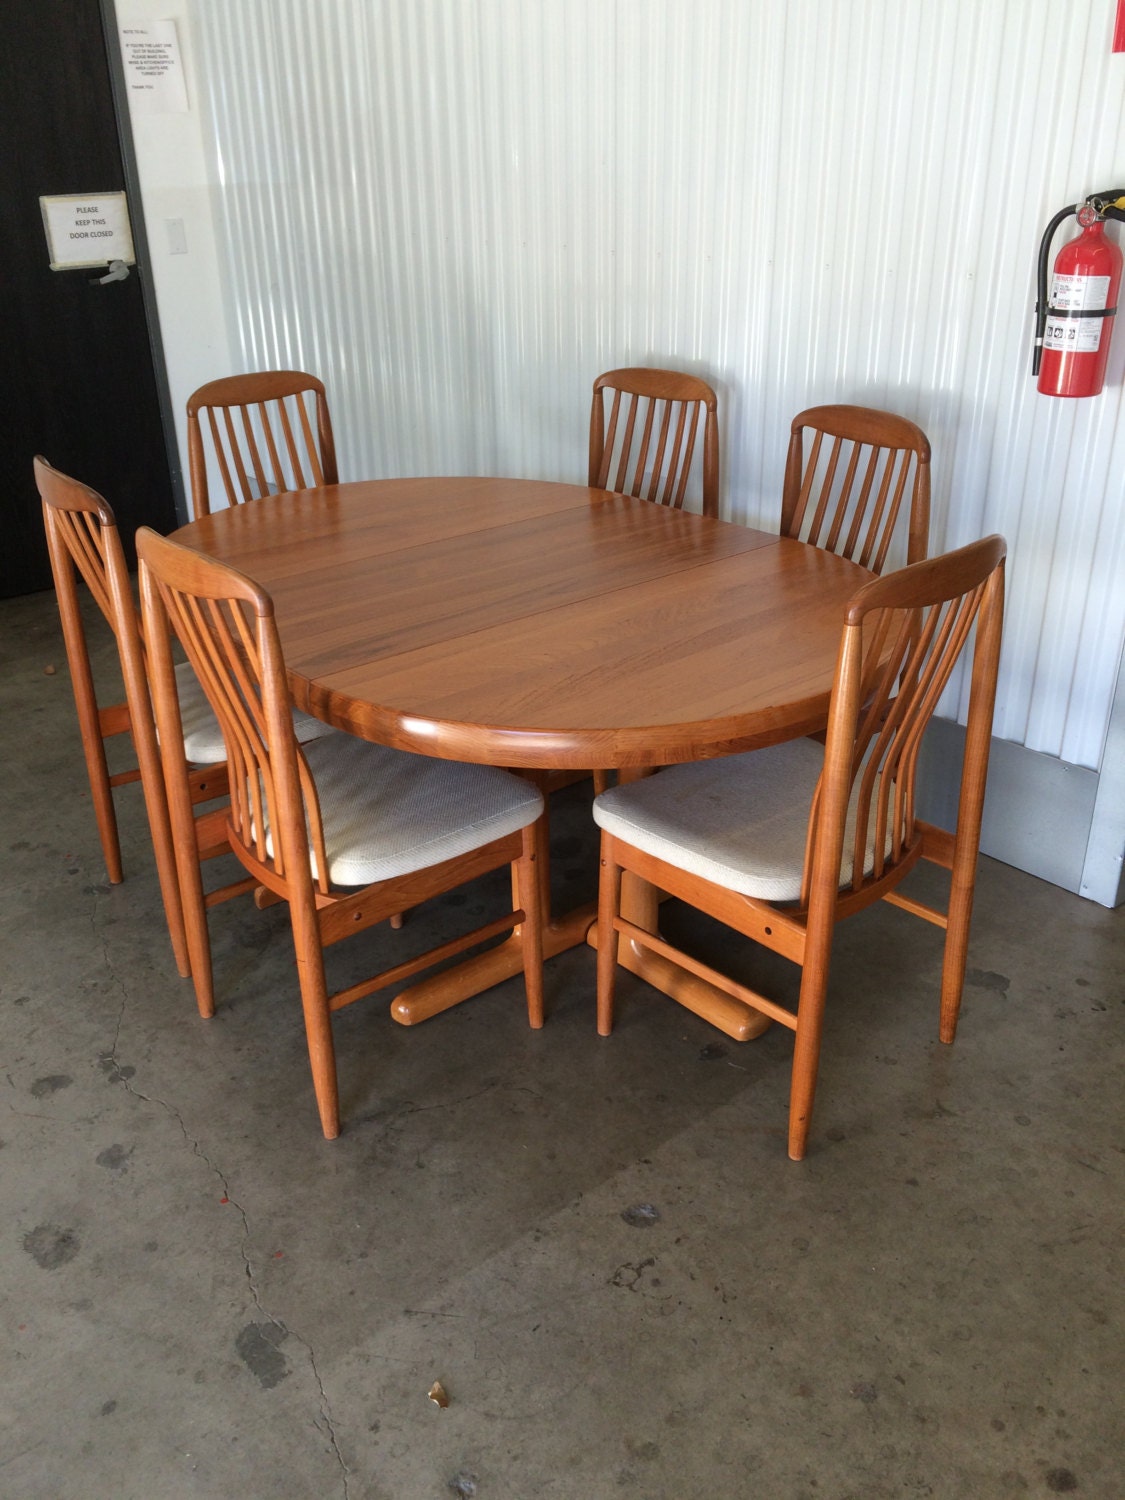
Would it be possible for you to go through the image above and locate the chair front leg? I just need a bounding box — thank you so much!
[160,739,216,1017]
[514,828,545,1029]
[289,894,340,1139]
[939,827,983,1044]
[596,832,623,1036]
[787,929,833,1161]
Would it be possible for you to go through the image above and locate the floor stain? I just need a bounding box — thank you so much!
[610,1257,656,1291]
[30,1074,72,1097]
[24,1223,81,1269]
[698,1043,728,1061]
[1045,1469,1078,1493]
[95,1143,133,1173]
[235,1321,291,1389]
[967,967,1010,994]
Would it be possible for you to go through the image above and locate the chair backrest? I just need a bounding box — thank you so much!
[35,457,184,911]
[802,534,1006,911]
[186,370,338,517]
[36,456,129,637]
[781,405,931,570]
[136,527,328,896]
[35,456,156,740]
[589,367,719,518]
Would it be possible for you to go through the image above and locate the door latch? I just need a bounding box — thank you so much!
[90,259,131,285]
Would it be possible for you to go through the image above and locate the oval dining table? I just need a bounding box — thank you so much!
[171,476,875,1041]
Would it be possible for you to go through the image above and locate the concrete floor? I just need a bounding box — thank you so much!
[2,584,1122,1500]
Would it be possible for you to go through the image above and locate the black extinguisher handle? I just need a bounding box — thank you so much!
[1033,204,1078,377]
[1088,188,1125,221]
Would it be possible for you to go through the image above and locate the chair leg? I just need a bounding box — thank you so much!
[592,769,611,796]
[787,925,834,1162]
[290,901,340,1139]
[141,771,192,979]
[938,854,978,1044]
[51,558,124,885]
[77,697,124,885]
[126,684,192,978]
[515,828,545,1029]
[161,747,216,1018]
[596,832,622,1036]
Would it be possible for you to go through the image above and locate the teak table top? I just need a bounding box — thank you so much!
[171,477,874,769]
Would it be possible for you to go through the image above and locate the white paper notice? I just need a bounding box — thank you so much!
[119,21,189,113]
[40,193,135,270]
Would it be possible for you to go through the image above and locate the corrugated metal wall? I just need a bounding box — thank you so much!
[193,0,1125,770]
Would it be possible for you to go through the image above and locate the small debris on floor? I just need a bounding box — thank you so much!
[428,1379,450,1408]
[621,1203,660,1228]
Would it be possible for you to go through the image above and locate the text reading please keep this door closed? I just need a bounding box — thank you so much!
[39,192,135,270]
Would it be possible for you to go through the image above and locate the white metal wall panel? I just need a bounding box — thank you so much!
[192,0,1125,770]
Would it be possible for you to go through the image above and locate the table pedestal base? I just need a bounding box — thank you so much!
[390,902,772,1044]
[596,930,773,1042]
[390,905,594,1026]
[390,782,771,1042]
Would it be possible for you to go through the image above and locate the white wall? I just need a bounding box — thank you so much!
[112,2,235,485]
[116,0,1125,780]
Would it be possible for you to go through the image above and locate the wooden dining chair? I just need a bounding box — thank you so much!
[136,527,546,1139]
[35,456,240,986]
[186,370,338,516]
[35,457,335,1019]
[594,533,1006,1160]
[589,367,719,519]
[781,405,931,570]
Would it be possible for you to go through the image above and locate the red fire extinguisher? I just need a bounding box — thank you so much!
[1033,189,1125,397]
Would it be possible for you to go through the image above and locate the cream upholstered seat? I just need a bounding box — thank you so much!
[593,739,881,903]
[172,661,227,764]
[137,524,546,1140]
[274,735,543,887]
[593,535,1007,1161]
[173,660,328,765]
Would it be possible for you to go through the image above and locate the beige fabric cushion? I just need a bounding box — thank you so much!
[174,659,333,765]
[593,738,878,903]
[279,733,543,887]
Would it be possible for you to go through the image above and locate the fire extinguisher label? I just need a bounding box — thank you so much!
[1050,273,1111,311]
[1043,315,1106,354]
[1045,273,1112,353]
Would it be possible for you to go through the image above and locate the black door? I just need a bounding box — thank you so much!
[1,0,177,598]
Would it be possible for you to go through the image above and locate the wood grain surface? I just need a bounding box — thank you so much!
[173,477,873,768]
